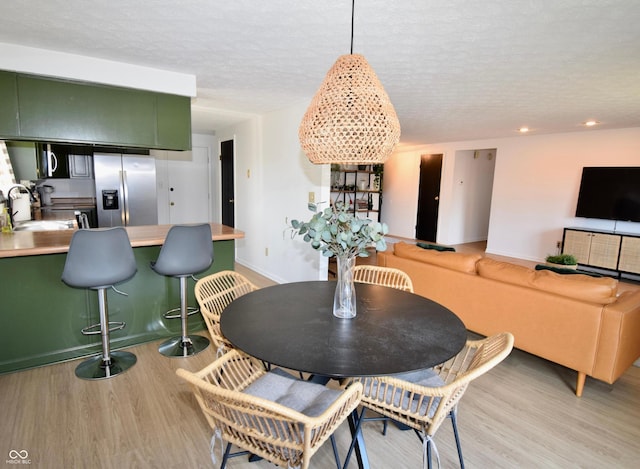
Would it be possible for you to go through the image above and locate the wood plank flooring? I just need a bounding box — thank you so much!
[1,332,638,468]
[1,259,639,468]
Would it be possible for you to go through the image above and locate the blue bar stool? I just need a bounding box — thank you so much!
[62,227,138,380]
[151,224,213,357]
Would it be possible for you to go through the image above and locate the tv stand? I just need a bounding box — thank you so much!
[562,227,640,278]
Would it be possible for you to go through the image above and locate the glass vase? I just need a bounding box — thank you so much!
[333,255,357,319]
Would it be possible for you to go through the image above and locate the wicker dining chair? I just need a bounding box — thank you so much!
[176,349,363,469]
[194,270,258,355]
[353,265,414,292]
[346,332,514,469]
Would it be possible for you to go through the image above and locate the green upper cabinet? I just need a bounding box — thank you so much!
[0,71,191,150]
[0,71,19,136]
[157,93,192,150]
[18,75,158,147]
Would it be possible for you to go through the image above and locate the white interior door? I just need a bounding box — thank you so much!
[167,147,210,224]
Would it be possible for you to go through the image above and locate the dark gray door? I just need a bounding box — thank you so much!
[415,154,443,242]
[220,140,235,227]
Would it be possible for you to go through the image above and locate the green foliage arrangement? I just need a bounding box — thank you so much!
[290,201,388,258]
[545,253,578,265]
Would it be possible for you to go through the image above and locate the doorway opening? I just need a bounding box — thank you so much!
[415,149,496,245]
[450,148,496,244]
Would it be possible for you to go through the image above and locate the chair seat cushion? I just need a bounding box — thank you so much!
[392,368,445,387]
[244,369,342,417]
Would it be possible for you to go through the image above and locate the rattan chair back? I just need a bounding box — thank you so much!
[347,332,513,468]
[194,271,258,353]
[176,349,363,469]
[353,265,414,292]
[355,332,513,435]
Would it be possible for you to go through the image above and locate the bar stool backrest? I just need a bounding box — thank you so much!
[61,227,137,289]
[151,224,213,277]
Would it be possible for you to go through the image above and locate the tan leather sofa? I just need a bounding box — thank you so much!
[378,242,640,396]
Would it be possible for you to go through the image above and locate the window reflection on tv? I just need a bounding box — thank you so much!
[575,167,640,222]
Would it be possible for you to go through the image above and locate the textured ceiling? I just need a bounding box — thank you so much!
[1,0,639,146]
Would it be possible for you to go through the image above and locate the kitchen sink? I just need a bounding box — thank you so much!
[13,220,75,231]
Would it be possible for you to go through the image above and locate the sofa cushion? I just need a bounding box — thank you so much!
[416,242,456,252]
[477,258,618,304]
[532,269,618,304]
[476,258,535,287]
[393,242,481,273]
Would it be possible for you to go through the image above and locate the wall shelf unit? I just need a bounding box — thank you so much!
[330,164,383,221]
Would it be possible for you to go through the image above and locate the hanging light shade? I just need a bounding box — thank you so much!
[299,53,400,165]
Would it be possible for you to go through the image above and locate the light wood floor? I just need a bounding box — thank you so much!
[1,260,639,468]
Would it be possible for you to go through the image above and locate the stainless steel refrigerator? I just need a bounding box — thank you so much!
[94,152,158,227]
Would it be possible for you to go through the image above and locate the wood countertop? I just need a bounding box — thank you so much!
[0,223,244,258]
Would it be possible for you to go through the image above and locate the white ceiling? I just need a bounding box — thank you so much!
[1,0,639,146]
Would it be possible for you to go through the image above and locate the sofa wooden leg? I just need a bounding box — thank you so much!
[576,372,586,397]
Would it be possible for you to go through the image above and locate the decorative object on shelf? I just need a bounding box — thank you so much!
[289,201,388,318]
[373,164,384,190]
[545,253,578,270]
[330,163,342,188]
[330,164,384,221]
[298,0,400,165]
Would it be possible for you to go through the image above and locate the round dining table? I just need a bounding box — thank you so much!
[221,280,467,379]
[221,280,467,469]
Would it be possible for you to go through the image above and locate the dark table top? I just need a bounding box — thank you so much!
[221,281,467,378]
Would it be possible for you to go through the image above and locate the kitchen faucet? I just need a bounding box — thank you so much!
[7,184,37,227]
[74,211,90,230]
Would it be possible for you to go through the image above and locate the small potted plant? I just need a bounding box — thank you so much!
[545,253,578,269]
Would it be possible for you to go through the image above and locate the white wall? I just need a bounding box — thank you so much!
[217,102,329,284]
[217,116,263,273]
[384,127,640,263]
[0,43,195,96]
[203,105,640,281]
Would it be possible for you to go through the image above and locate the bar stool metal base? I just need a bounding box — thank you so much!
[163,306,199,320]
[158,334,210,358]
[75,351,137,380]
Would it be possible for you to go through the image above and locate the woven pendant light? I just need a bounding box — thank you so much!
[299,2,400,165]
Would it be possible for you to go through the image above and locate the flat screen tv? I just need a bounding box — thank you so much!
[575,167,640,222]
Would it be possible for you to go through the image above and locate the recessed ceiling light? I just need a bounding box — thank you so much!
[518,127,529,133]
[583,120,599,127]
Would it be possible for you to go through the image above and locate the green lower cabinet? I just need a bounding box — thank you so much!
[0,239,234,374]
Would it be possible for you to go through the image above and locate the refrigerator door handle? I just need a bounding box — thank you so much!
[121,170,130,225]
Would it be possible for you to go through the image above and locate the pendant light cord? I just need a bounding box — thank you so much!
[350,0,355,54]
